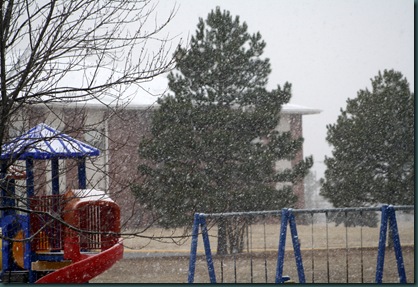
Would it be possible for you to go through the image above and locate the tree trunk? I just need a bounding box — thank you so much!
[227,217,246,254]
[217,217,228,255]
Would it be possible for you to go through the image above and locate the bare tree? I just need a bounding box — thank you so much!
[0,0,184,282]
[0,0,178,201]
[1,0,178,147]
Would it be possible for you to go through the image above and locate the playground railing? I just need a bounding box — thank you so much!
[30,195,64,251]
[188,205,414,284]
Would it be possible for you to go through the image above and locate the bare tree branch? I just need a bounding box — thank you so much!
[0,0,182,248]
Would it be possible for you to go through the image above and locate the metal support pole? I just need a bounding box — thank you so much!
[50,158,61,250]
[275,209,289,283]
[276,209,305,283]
[78,158,86,189]
[387,206,407,283]
[288,209,305,283]
[25,158,34,282]
[1,162,9,218]
[51,158,60,195]
[187,213,216,284]
[200,215,216,283]
[376,205,407,283]
[26,159,34,199]
[188,213,200,283]
[0,163,16,275]
[375,205,388,283]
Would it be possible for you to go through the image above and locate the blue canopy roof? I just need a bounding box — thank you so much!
[1,123,100,160]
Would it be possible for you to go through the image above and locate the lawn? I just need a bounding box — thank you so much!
[91,219,414,283]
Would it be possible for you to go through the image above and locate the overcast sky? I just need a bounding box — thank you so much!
[151,0,414,178]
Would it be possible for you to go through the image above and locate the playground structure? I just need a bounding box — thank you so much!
[0,123,123,283]
[188,205,414,284]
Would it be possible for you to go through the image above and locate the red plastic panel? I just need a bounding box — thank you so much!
[62,189,121,261]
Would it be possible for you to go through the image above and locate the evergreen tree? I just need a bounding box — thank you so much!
[132,7,313,253]
[320,70,414,226]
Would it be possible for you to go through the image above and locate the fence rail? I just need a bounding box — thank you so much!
[188,205,414,284]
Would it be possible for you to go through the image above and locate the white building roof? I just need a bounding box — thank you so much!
[128,78,322,115]
[46,73,321,115]
[281,103,322,115]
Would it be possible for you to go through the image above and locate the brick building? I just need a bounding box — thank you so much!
[11,97,320,227]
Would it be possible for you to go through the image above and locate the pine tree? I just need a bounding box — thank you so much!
[320,70,414,226]
[132,7,313,253]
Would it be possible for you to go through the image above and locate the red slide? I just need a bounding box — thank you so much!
[35,239,124,284]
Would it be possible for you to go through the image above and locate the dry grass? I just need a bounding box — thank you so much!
[91,219,414,283]
[91,247,415,283]
[119,220,415,251]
